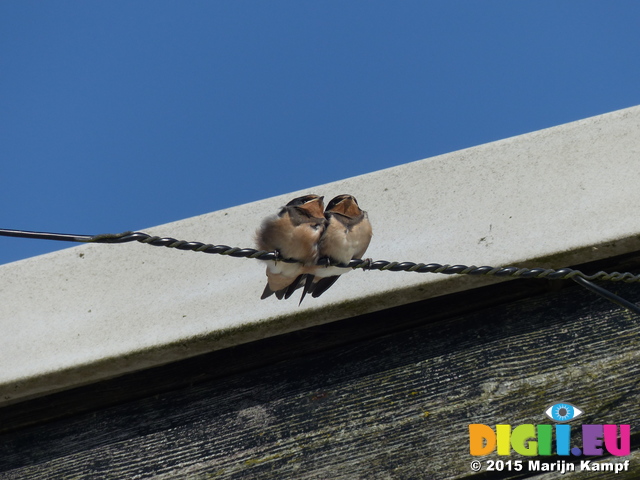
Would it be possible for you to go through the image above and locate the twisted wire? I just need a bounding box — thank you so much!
[2,228,640,315]
[93,231,640,283]
[2,228,640,283]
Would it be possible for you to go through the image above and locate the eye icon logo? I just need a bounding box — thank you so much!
[545,402,583,422]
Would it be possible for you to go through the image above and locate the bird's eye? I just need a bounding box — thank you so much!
[544,402,583,422]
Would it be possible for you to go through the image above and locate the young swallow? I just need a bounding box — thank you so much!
[300,194,372,301]
[256,194,326,300]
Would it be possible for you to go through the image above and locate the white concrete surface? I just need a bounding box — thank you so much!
[2,106,640,405]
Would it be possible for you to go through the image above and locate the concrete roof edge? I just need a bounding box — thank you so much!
[2,105,640,405]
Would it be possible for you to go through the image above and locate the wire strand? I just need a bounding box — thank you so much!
[571,275,640,315]
[2,228,640,314]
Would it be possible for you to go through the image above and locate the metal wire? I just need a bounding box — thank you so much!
[571,275,640,315]
[2,228,640,314]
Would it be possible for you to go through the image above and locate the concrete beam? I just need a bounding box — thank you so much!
[2,105,640,405]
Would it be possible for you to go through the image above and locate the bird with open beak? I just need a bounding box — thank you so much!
[300,194,373,301]
[256,194,326,300]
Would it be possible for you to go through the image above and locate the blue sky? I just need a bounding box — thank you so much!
[2,1,639,265]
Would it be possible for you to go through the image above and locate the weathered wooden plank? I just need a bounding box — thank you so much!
[0,273,638,479]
